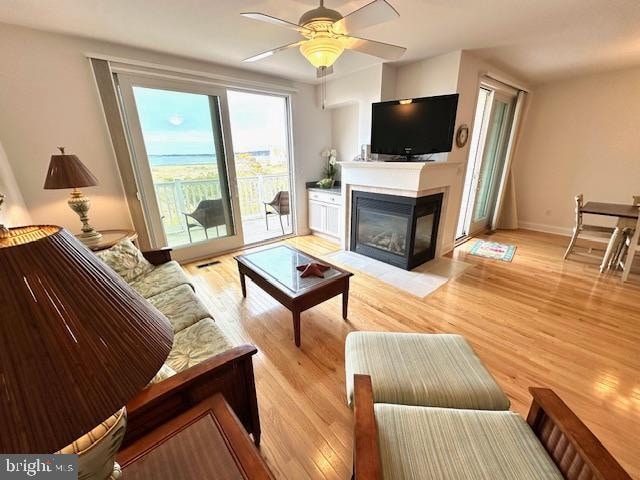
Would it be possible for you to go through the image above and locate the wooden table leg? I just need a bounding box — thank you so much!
[292,310,301,347]
[238,265,247,298]
[342,279,349,320]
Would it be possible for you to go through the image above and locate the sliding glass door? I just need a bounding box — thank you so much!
[468,92,514,234]
[458,85,516,238]
[227,90,294,244]
[118,75,244,261]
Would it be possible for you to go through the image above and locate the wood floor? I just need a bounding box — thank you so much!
[185,229,640,479]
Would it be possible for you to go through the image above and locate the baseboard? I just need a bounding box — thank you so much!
[518,221,573,237]
[518,221,611,244]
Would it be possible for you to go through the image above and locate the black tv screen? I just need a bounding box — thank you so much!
[371,94,459,157]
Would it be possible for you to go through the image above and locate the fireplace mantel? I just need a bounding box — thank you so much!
[338,161,464,259]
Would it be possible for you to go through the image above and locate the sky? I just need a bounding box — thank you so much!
[133,87,288,156]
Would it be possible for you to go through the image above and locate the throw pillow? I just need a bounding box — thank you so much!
[96,238,154,284]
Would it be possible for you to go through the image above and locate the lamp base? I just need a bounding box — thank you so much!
[109,462,122,479]
[58,408,127,480]
[68,190,102,242]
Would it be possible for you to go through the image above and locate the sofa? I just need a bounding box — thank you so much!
[95,239,260,445]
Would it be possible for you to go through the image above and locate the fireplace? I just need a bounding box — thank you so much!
[350,191,443,270]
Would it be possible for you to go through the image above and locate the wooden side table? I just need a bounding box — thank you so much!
[77,229,138,252]
[118,394,273,479]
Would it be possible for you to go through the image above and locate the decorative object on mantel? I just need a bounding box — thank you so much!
[296,261,331,278]
[469,240,516,262]
[455,124,470,148]
[317,148,337,188]
[0,225,173,478]
[0,193,8,239]
[44,146,103,244]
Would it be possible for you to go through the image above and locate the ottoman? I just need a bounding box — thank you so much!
[345,332,509,410]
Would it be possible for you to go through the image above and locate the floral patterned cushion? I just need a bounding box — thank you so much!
[166,318,233,372]
[148,284,211,333]
[131,261,193,299]
[148,363,176,385]
[95,239,154,283]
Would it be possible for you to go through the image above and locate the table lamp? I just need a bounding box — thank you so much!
[0,225,173,479]
[44,147,102,243]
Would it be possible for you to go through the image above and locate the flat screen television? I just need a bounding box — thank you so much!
[371,94,459,160]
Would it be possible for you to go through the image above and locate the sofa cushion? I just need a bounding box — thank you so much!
[95,239,154,283]
[131,261,193,299]
[346,332,509,410]
[148,284,211,333]
[375,404,563,480]
[149,363,176,385]
[166,318,233,372]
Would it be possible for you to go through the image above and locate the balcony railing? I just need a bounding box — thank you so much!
[155,174,290,234]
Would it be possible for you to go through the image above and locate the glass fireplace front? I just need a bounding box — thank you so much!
[351,191,442,270]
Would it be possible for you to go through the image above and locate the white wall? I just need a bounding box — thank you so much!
[513,67,640,233]
[324,64,383,146]
[290,82,333,232]
[394,51,462,100]
[0,138,32,227]
[0,23,330,237]
[331,104,359,168]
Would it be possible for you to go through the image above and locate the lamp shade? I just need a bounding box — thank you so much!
[299,34,344,68]
[0,226,173,453]
[43,148,98,189]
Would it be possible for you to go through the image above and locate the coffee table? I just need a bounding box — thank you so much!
[235,245,353,347]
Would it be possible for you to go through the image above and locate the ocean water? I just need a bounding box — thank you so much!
[149,154,216,166]
[149,151,270,166]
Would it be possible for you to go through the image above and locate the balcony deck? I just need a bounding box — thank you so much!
[166,215,293,247]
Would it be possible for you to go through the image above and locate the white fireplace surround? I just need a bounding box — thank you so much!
[338,161,465,259]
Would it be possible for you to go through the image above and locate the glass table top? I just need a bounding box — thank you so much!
[239,245,342,294]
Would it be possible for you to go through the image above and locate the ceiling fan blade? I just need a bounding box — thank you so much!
[332,0,399,34]
[341,36,406,60]
[241,12,310,34]
[243,41,302,63]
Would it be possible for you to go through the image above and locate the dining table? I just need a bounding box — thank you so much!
[582,201,639,273]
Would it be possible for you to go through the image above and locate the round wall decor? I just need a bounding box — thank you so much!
[455,124,470,148]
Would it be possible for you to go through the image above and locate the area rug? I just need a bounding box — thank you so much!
[324,250,472,298]
[469,240,516,262]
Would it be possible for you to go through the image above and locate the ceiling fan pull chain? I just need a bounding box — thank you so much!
[321,67,326,110]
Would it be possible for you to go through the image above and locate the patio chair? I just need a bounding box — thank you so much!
[183,199,226,243]
[263,191,290,235]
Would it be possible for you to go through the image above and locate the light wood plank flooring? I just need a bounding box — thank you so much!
[185,229,640,479]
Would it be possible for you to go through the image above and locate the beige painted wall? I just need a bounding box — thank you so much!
[0,23,330,237]
[394,51,462,100]
[513,67,640,234]
[331,104,359,168]
[0,138,32,227]
[324,64,383,146]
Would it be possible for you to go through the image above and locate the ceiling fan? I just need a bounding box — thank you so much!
[241,0,406,75]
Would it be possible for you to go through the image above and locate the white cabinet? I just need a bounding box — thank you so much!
[308,190,342,242]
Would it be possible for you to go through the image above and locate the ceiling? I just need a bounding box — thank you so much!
[1,0,639,84]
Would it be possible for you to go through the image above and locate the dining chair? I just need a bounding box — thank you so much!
[263,191,290,235]
[563,194,615,260]
[619,195,640,282]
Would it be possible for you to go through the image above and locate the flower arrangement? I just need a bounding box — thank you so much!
[317,149,337,189]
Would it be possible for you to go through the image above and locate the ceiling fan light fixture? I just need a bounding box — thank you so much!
[300,35,344,68]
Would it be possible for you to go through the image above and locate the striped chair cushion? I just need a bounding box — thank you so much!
[345,332,509,410]
[375,404,563,480]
